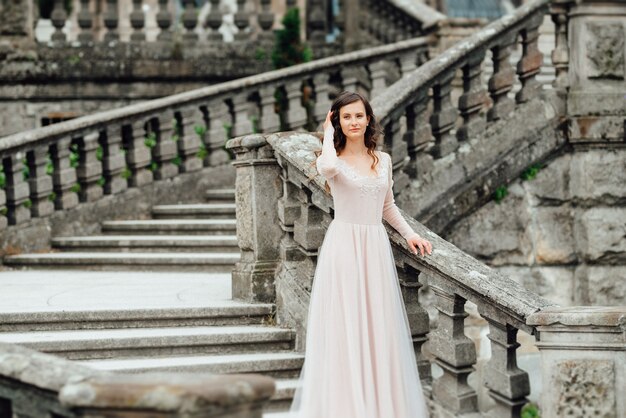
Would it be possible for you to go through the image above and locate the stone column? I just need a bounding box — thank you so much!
[0,0,35,45]
[527,306,626,418]
[226,134,283,303]
[567,1,626,145]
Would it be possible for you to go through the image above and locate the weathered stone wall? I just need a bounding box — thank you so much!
[447,149,626,307]
[0,163,235,263]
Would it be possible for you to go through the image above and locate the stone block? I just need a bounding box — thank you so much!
[575,208,626,263]
[448,184,533,266]
[532,206,576,265]
[576,265,626,306]
[523,154,570,203]
[569,116,625,143]
[569,150,626,202]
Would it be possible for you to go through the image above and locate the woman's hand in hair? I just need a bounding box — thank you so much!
[323,110,334,132]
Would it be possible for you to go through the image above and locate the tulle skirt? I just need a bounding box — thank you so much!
[288,219,429,418]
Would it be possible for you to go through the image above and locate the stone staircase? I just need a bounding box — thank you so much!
[0,188,301,414]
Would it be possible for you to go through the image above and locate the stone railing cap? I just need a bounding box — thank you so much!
[59,372,276,409]
[527,306,626,328]
[387,0,447,29]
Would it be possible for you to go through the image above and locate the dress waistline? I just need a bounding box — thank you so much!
[332,218,382,226]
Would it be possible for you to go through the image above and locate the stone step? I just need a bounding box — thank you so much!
[152,204,236,220]
[51,235,239,253]
[3,252,240,272]
[101,219,237,235]
[265,379,299,412]
[0,304,274,332]
[206,189,236,202]
[78,351,305,378]
[0,326,295,360]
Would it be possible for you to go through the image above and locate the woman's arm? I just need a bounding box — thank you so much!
[316,115,340,179]
[382,153,433,256]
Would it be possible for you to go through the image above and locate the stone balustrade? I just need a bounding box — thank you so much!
[226,127,625,417]
[0,341,274,417]
[0,36,429,234]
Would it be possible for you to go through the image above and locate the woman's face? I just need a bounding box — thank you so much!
[338,100,370,142]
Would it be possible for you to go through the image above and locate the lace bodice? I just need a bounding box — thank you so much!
[316,126,419,240]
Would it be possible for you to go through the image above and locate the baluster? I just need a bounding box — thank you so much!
[176,107,203,172]
[122,121,153,187]
[77,0,94,43]
[399,50,419,78]
[153,114,179,180]
[234,0,250,41]
[480,317,530,418]
[100,126,128,195]
[3,154,31,224]
[129,0,146,41]
[429,284,479,414]
[312,73,332,126]
[207,99,232,165]
[259,86,281,133]
[156,0,173,42]
[75,132,104,202]
[430,71,458,158]
[50,0,68,43]
[516,16,543,103]
[368,61,388,98]
[403,90,434,180]
[277,179,301,263]
[258,0,275,44]
[0,187,6,231]
[231,93,254,137]
[341,66,370,97]
[384,115,409,193]
[26,147,54,218]
[457,51,487,142]
[293,188,326,253]
[550,2,570,92]
[103,0,119,42]
[50,138,79,210]
[284,81,307,130]
[398,266,432,387]
[182,0,199,42]
[487,34,516,121]
[205,0,223,42]
[308,0,326,44]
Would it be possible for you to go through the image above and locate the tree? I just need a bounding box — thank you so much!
[272,8,313,69]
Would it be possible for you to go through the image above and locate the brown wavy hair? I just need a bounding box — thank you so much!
[312,91,383,193]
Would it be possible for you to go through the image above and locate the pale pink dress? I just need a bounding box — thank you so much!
[288,126,430,418]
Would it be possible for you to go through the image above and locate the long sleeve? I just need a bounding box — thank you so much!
[382,153,420,240]
[315,125,340,179]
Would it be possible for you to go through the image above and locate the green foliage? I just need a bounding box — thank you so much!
[194,125,207,137]
[0,207,7,216]
[96,146,103,161]
[23,199,32,209]
[223,123,233,139]
[68,54,81,65]
[0,167,5,189]
[197,143,208,160]
[70,183,81,193]
[148,161,159,172]
[144,132,157,149]
[171,118,181,142]
[272,8,313,69]
[494,185,508,203]
[520,163,543,181]
[255,48,268,61]
[172,154,182,167]
[250,116,260,134]
[22,158,30,181]
[97,176,106,187]
[121,168,132,180]
[48,192,57,202]
[521,403,540,418]
[69,143,80,168]
[46,154,54,176]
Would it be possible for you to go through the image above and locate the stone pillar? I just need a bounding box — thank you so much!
[226,134,283,303]
[51,138,79,210]
[403,89,434,180]
[75,132,104,202]
[129,0,146,41]
[101,126,128,195]
[430,70,459,158]
[156,0,173,42]
[527,307,626,418]
[3,154,31,225]
[0,0,35,45]
[259,86,281,133]
[234,0,250,41]
[567,1,626,145]
[205,0,223,42]
[457,51,487,142]
[26,146,55,218]
[182,0,199,42]
[77,0,94,43]
[103,0,120,42]
[487,33,516,122]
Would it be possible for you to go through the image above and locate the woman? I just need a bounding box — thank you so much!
[288,91,432,418]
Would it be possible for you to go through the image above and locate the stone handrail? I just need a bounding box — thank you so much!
[0,35,429,230]
[0,341,274,417]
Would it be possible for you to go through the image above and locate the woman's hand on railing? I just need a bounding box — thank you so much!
[407,234,432,256]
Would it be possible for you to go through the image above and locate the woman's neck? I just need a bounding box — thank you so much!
[341,136,368,157]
